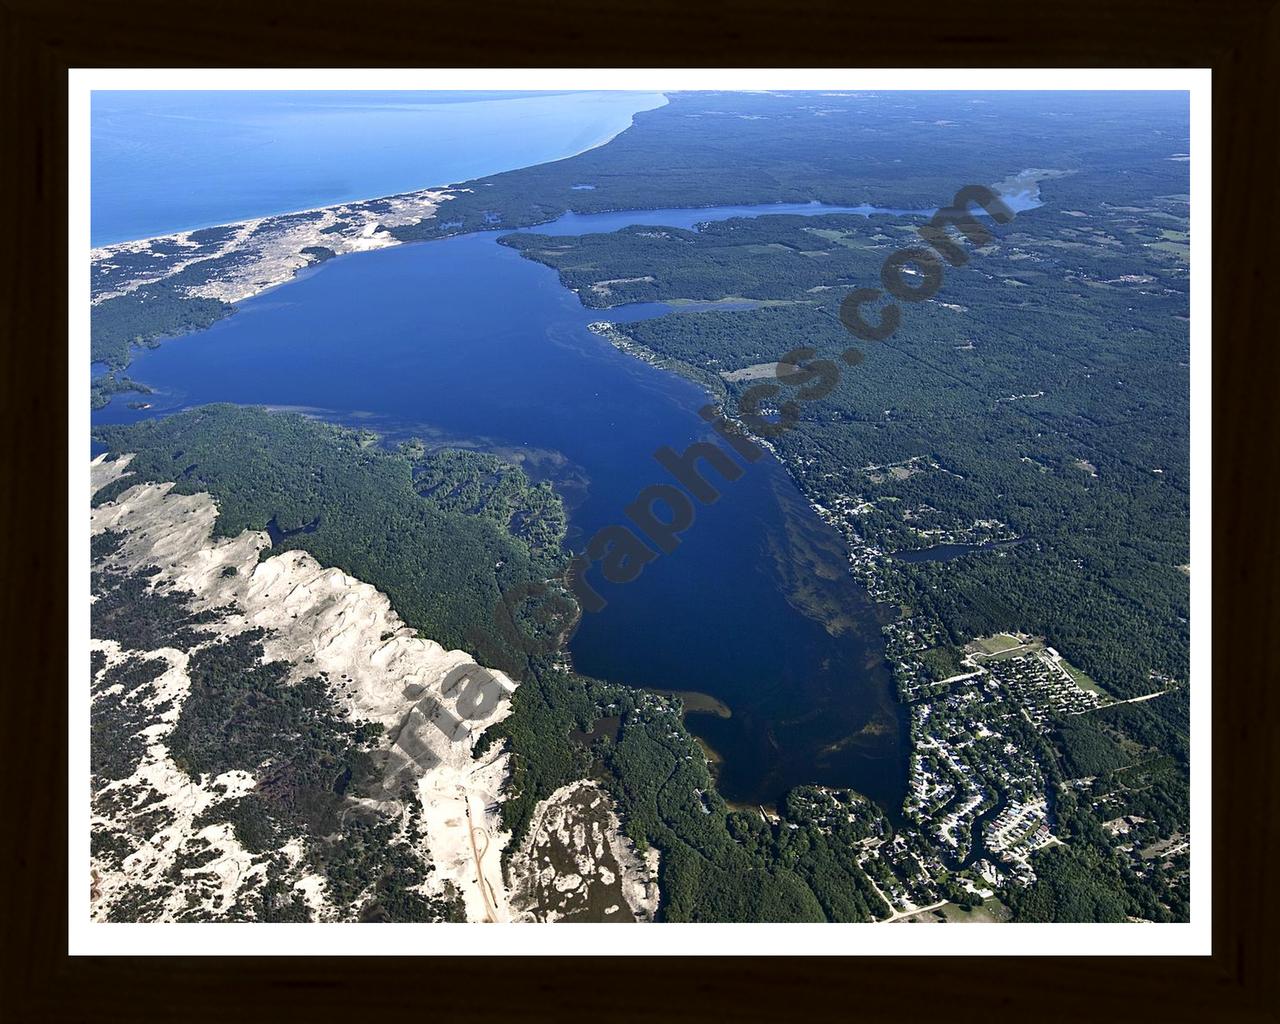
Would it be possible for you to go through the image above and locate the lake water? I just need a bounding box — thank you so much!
[91,91,667,245]
[90,201,938,813]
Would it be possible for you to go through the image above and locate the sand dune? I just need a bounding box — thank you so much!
[90,454,515,921]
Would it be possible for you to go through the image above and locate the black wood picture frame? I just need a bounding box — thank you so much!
[2,1,1276,1019]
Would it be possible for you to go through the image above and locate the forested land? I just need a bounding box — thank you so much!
[491,98,1191,921]
[508,192,1191,704]
[487,660,898,922]
[91,283,233,369]
[89,90,1194,922]
[93,406,564,675]
[90,90,1187,372]
[392,91,1188,240]
[94,406,904,922]
[90,372,152,410]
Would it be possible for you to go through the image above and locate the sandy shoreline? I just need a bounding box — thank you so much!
[91,184,455,259]
[91,188,453,309]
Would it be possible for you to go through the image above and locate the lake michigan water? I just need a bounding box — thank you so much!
[91,91,667,245]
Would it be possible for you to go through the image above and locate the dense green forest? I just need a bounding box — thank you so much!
[401,443,567,565]
[91,239,271,368]
[93,407,564,675]
[94,406,901,922]
[514,195,1190,702]
[168,628,385,838]
[392,91,1189,240]
[91,283,234,369]
[90,372,152,410]
[486,100,1191,922]
[1009,774,1189,923]
[488,661,897,921]
[92,384,1189,921]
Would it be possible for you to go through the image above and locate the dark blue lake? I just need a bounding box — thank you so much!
[92,203,926,813]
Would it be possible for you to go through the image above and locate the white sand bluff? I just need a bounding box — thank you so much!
[89,454,515,923]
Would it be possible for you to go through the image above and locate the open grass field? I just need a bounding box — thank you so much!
[973,633,1025,656]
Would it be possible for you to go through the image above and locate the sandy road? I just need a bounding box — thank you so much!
[1072,687,1170,715]
[464,793,501,923]
[877,899,949,924]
